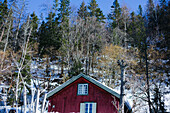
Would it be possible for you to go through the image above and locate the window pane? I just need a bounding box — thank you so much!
[84,85,88,94]
[85,104,88,113]
[78,84,88,95]
[89,104,92,113]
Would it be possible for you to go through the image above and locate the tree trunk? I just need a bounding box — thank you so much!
[24,85,27,113]
[120,66,125,113]
[61,56,64,74]
[144,40,152,113]
[35,89,40,113]
[30,80,35,112]
[118,60,127,113]
[41,93,47,113]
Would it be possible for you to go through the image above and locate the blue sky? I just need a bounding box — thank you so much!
[27,0,148,17]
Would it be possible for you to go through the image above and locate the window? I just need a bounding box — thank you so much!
[80,103,97,113]
[78,84,88,95]
[85,103,92,113]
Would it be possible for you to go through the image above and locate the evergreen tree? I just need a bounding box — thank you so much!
[77,1,89,19]
[58,0,70,24]
[88,0,98,17]
[95,8,106,23]
[30,12,39,43]
[136,5,146,50]
[69,59,83,77]
[53,0,59,12]
[108,0,121,28]
[128,11,137,46]
[38,13,61,91]
[0,0,8,22]
[88,0,105,23]
[38,12,60,56]
[138,5,143,16]
[57,0,71,74]
[159,0,170,49]
[146,0,156,36]
[0,0,9,46]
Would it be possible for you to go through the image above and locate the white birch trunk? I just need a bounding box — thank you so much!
[41,93,47,113]
[30,79,35,112]
[24,85,27,113]
[15,68,20,113]
[35,89,40,113]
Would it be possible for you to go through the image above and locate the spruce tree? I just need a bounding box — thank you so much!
[77,1,89,19]
[38,12,60,56]
[38,21,47,56]
[108,0,121,28]
[136,5,146,50]
[53,0,59,12]
[30,12,39,43]
[128,11,137,46]
[146,0,155,36]
[95,8,106,23]
[0,0,8,48]
[88,0,98,17]
[88,0,105,23]
[58,0,71,74]
[138,5,143,16]
[0,0,8,22]
[58,0,70,25]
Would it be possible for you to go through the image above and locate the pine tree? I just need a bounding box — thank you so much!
[58,0,71,74]
[88,0,105,23]
[128,11,137,46]
[138,5,143,16]
[159,0,170,49]
[0,0,9,45]
[53,0,59,12]
[146,0,156,36]
[38,13,60,91]
[30,12,39,43]
[108,0,121,28]
[136,5,146,50]
[95,8,106,23]
[69,59,83,77]
[88,0,98,17]
[38,21,47,56]
[38,12,60,56]
[58,0,70,25]
[0,0,8,22]
[77,1,89,19]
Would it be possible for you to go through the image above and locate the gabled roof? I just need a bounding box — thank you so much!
[47,73,132,111]
[47,73,120,99]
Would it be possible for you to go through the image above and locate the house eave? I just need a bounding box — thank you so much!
[47,73,120,99]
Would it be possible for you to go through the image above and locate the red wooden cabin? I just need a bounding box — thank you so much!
[47,73,132,113]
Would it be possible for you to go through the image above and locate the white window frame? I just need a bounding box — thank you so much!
[80,102,97,113]
[77,83,88,95]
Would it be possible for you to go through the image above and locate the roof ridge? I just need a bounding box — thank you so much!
[47,73,119,98]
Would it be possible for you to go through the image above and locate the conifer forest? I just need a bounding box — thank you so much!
[0,0,169,112]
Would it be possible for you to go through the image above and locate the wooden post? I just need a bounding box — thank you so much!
[117,60,127,113]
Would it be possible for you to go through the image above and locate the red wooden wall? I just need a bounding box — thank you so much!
[48,77,119,113]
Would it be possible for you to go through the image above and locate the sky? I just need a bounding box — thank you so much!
[27,0,148,18]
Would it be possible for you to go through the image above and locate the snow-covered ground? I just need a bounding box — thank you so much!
[0,58,169,113]
[164,86,170,112]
